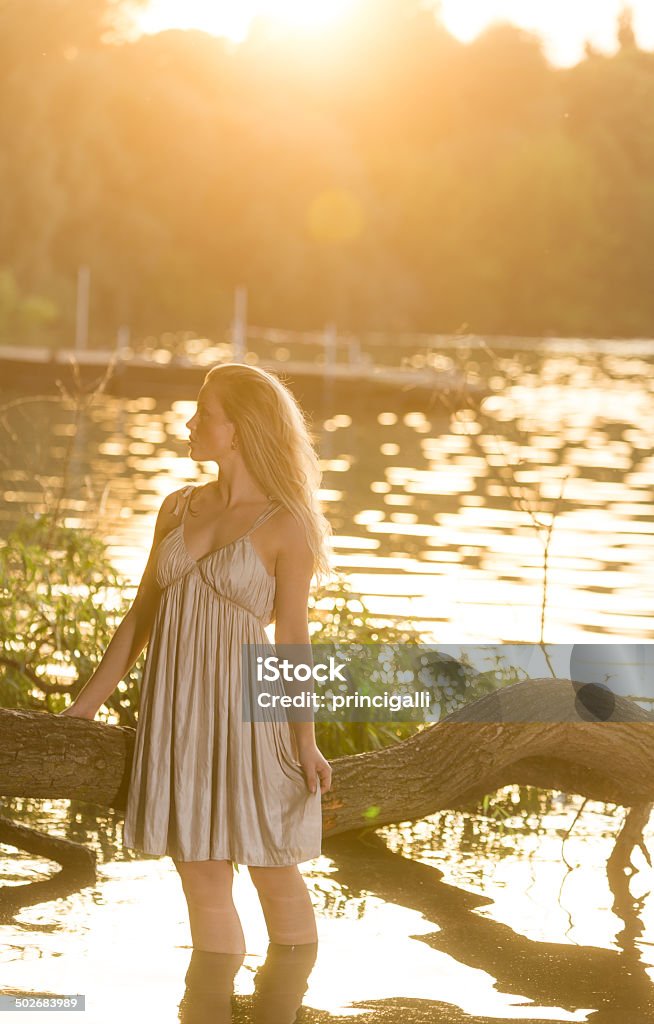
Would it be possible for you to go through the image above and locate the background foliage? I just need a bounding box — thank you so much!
[2,1,653,343]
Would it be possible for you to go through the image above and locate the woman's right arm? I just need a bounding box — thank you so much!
[58,489,182,720]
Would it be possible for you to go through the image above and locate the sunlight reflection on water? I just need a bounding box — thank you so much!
[4,345,651,644]
[136,349,654,641]
[2,793,654,1021]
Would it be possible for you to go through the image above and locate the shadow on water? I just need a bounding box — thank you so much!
[310,830,654,1024]
[2,826,653,1023]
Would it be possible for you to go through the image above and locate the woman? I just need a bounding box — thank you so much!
[62,363,333,1015]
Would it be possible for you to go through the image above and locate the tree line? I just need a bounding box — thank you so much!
[1,0,653,344]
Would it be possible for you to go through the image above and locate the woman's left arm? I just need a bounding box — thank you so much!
[273,514,332,796]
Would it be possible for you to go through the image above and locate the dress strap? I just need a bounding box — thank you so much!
[243,501,281,537]
[172,485,195,520]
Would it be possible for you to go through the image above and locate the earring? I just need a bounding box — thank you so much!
[231,437,238,450]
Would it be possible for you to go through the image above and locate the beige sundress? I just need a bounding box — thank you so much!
[122,485,323,865]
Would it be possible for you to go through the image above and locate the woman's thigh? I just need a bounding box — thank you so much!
[173,858,235,902]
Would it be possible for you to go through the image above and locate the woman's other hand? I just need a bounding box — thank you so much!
[297,744,332,795]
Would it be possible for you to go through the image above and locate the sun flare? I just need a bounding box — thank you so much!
[256,0,356,30]
[136,0,356,43]
[134,0,654,66]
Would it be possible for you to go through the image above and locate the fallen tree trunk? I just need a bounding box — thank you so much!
[0,814,96,877]
[1,679,653,839]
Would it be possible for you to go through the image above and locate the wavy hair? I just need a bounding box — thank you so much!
[203,362,332,587]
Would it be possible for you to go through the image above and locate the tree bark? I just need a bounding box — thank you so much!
[1,680,653,840]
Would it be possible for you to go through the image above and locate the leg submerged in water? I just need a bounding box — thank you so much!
[252,940,318,1024]
[179,949,245,1024]
[248,863,319,1023]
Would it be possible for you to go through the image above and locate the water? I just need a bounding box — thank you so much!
[1,343,652,642]
[2,794,654,1022]
[1,341,653,1020]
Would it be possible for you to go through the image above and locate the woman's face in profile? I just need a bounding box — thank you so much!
[185,387,235,462]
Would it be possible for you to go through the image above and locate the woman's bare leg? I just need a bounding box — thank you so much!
[248,864,318,944]
[173,858,246,954]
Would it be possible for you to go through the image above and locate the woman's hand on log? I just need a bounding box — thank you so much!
[57,704,97,720]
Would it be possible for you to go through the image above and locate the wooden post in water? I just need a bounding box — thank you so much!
[116,325,130,358]
[324,322,337,371]
[324,321,337,408]
[232,286,247,361]
[75,265,90,351]
[348,335,361,365]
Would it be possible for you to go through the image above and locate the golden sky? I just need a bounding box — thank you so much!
[134,0,654,67]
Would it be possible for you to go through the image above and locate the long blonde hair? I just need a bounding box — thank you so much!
[204,362,332,587]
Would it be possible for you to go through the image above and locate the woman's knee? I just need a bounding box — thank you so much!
[248,864,303,896]
[173,858,234,903]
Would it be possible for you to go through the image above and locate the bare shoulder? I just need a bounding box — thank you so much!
[131,486,192,616]
[153,486,192,536]
[273,507,312,561]
[161,486,187,516]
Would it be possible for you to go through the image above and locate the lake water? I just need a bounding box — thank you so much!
[1,341,652,642]
[2,793,654,1022]
[1,340,653,1020]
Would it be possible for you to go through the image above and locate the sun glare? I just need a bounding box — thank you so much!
[257,0,355,30]
[438,0,654,67]
[135,0,654,66]
[137,0,356,43]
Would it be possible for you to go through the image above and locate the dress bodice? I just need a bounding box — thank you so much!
[155,485,279,625]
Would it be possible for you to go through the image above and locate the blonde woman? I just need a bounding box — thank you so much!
[63,363,333,1018]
